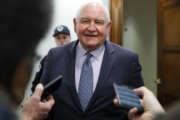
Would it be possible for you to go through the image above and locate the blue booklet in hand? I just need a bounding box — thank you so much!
[113,83,144,113]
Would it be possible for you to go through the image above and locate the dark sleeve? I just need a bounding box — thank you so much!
[129,54,144,88]
[31,56,47,92]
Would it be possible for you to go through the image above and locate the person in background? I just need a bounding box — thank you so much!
[30,1,144,120]
[53,25,71,46]
[0,0,54,119]
[31,25,71,92]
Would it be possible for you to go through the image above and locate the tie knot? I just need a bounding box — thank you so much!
[86,52,92,59]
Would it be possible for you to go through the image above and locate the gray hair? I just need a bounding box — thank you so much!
[75,1,111,22]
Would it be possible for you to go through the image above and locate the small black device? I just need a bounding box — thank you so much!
[113,83,144,113]
[41,75,63,100]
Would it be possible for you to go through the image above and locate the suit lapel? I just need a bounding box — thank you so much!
[64,40,83,112]
[86,41,115,111]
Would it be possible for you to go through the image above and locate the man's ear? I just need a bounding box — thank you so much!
[11,56,34,106]
[73,18,77,33]
[107,21,112,34]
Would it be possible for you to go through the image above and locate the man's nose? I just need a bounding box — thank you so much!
[87,22,96,31]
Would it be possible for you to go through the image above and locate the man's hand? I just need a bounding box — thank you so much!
[20,83,55,120]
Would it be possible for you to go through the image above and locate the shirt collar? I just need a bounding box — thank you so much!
[77,42,105,60]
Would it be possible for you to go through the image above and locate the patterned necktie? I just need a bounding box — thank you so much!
[78,52,93,111]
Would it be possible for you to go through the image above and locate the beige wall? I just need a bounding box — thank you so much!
[123,0,157,94]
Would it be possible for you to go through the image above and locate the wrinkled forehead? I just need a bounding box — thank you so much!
[77,2,108,21]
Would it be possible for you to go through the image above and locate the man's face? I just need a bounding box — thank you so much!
[73,3,111,51]
[54,34,71,46]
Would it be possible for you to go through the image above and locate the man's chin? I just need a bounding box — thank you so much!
[84,43,100,51]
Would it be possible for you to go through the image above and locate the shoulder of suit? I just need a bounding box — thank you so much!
[109,42,138,56]
[47,40,77,56]
[50,41,75,50]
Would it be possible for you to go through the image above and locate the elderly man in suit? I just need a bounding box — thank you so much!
[32,1,144,120]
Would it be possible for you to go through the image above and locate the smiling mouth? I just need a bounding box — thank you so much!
[85,34,98,37]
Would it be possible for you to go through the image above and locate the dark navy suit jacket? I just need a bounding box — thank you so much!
[39,40,144,120]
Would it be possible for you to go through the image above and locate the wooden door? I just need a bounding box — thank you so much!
[110,0,123,45]
[158,0,180,107]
